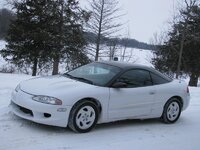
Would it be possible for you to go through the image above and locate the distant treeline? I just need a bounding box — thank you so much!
[0,8,155,50]
[84,32,156,50]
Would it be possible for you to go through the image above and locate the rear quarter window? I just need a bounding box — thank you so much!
[150,73,170,85]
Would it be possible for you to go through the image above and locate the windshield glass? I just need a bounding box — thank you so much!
[65,62,122,86]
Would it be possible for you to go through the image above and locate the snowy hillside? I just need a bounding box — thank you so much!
[98,47,154,67]
[0,73,200,150]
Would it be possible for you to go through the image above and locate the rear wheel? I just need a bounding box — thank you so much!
[68,101,99,133]
[162,98,181,123]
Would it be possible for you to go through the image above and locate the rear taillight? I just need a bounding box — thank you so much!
[187,86,190,93]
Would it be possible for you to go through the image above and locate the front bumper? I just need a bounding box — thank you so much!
[10,89,72,127]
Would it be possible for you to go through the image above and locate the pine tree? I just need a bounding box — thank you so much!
[50,0,90,75]
[1,0,56,76]
[152,3,200,86]
[1,0,90,76]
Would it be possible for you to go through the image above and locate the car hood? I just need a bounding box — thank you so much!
[20,75,92,96]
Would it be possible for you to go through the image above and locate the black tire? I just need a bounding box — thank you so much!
[162,98,182,123]
[68,101,99,133]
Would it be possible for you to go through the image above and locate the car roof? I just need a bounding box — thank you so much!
[96,61,172,82]
[97,61,153,71]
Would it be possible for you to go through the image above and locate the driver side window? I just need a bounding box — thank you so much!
[117,69,152,88]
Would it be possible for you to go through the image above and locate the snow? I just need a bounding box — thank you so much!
[0,40,7,66]
[0,40,6,49]
[0,74,200,150]
[129,48,154,67]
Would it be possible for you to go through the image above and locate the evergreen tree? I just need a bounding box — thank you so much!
[1,0,56,76]
[50,0,90,75]
[1,0,89,76]
[152,3,200,86]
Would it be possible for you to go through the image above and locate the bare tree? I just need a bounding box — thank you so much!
[107,39,119,61]
[86,0,123,61]
[120,28,131,61]
[119,28,135,62]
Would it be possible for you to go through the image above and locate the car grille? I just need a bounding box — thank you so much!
[19,106,33,116]
[12,101,33,116]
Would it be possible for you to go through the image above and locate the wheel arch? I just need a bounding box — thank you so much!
[161,95,183,123]
[166,96,183,109]
[68,97,101,132]
[71,97,102,115]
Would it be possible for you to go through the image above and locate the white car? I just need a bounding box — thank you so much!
[10,61,190,133]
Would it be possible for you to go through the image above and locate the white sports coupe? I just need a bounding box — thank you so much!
[10,61,190,133]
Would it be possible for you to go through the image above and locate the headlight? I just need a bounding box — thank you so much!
[15,84,20,92]
[32,95,62,105]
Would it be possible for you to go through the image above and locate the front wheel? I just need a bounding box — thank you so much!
[162,98,182,123]
[68,101,99,133]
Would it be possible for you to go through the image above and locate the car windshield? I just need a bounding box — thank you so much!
[64,62,122,86]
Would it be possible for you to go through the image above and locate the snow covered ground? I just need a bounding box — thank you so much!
[0,74,200,150]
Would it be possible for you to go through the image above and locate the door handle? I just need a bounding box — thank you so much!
[149,91,155,95]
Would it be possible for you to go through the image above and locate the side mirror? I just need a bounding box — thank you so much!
[112,82,127,88]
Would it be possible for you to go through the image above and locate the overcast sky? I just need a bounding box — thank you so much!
[121,0,178,43]
[81,0,180,43]
[0,0,178,43]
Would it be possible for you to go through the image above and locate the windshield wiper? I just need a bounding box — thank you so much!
[63,73,94,85]
[63,73,73,78]
[72,76,94,85]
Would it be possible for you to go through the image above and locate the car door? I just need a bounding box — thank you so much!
[108,69,156,119]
